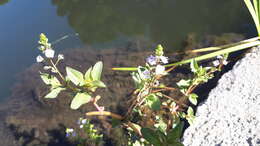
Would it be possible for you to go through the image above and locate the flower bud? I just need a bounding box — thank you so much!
[44,49,55,58]
[36,55,44,63]
[58,54,64,60]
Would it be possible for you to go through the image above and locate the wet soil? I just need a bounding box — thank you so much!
[0,33,244,146]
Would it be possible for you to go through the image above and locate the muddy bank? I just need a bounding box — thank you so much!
[0,33,244,146]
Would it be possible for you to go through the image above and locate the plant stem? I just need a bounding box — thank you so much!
[162,94,188,108]
[50,59,65,81]
[86,111,124,120]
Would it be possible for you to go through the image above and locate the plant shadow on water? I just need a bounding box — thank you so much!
[51,0,251,50]
[0,33,246,146]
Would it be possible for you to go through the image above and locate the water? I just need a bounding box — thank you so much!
[0,0,254,100]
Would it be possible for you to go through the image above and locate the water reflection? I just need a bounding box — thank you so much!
[52,0,252,50]
[0,0,9,5]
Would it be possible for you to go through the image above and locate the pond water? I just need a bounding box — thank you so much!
[0,0,255,101]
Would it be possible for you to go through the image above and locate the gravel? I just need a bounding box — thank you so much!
[182,47,260,146]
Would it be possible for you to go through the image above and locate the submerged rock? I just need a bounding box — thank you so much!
[182,47,260,145]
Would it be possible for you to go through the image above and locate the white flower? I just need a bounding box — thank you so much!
[81,119,87,124]
[43,66,52,70]
[80,125,84,129]
[212,60,220,67]
[223,60,228,65]
[141,70,151,79]
[44,49,55,58]
[36,55,44,63]
[216,55,223,59]
[159,56,168,64]
[155,65,166,75]
[58,54,64,60]
[66,128,74,133]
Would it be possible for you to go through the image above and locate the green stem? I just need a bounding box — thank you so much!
[50,59,65,81]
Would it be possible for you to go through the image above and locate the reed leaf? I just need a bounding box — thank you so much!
[188,37,259,53]
[253,0,259,18]
[165,40,260,67]
[244,0,260,36]
[112,41,260,71]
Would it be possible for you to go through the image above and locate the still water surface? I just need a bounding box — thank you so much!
[0,0,254,100]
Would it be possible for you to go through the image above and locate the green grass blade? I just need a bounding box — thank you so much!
[112,40,260,71]
[112,67,138,71]
[165,40,260,67]
[188,37,259,53]
[253,0,259,18]
[244,0,260,36]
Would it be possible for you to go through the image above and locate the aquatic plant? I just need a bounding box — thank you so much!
[35,0,260,145]
[36,33,230,145]
[37,33,106,110]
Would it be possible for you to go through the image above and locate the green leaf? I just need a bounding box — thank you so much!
[190,59,199,73]
[45,87,65,98]
[91,80,106,88]
[178,112,186,119]
[70,92,92,110]
[91,61,103,81]
[188,93,198,105]
[66,67,84,86]
[154,119,167,134]
[146,94,161,111]
[40,73,51,85]
[197,66,206,76]
[187,107,194,116]
[85,67,93,82]
[141,128,162,146]
[177,79,191,88]
[187,107,196,125]
[156,130,167,144]
[167,121,184,143]
[40,73,61,88]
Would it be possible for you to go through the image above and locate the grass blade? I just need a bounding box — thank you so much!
[244,0,260,36]
[253,0,259,18]
[165,40,260,67]
[188,37,259,53]
[112,40,260,71]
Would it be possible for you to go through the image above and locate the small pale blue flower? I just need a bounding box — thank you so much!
[72,132,77,137]
[146,55,157,65]
[81,119,87,124]
[142,70,151,79]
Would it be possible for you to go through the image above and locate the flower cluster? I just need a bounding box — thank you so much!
[132,45,169,91]
[65,128,76,137]
[212,54,229,67]
[77,118,87,129]
[36,33,64,63]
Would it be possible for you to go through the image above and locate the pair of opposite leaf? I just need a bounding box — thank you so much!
[41,61,106,110]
